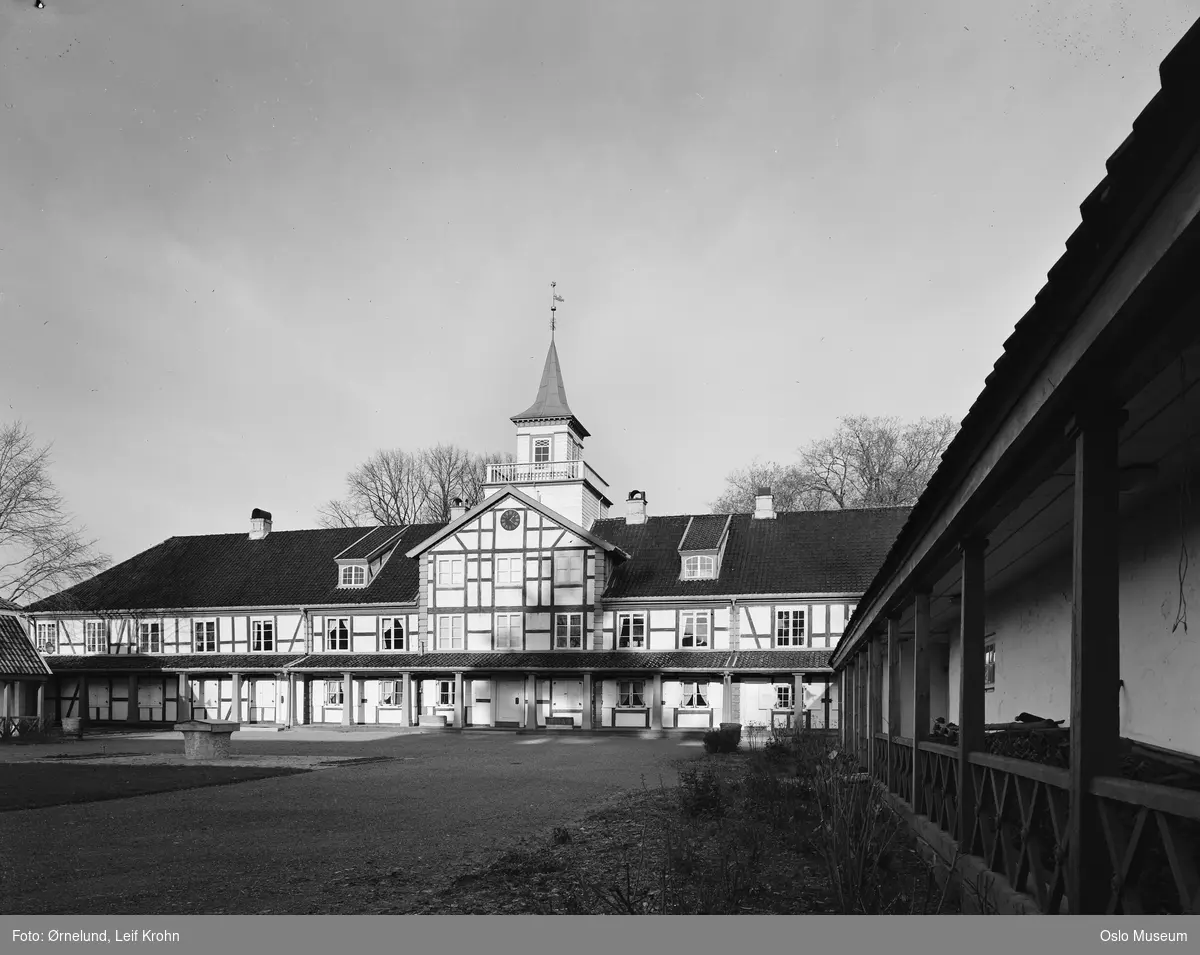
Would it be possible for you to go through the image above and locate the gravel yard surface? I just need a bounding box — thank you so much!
[0,732,694,914]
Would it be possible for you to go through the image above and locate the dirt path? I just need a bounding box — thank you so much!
[1,733,695,913]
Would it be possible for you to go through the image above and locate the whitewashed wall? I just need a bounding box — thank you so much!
[942,485,1200,757]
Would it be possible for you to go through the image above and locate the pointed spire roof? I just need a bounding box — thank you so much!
[511,340,589,437]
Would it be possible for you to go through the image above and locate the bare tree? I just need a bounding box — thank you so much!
[710,460,825,513]
[0,421,110,605]
[317,445,515,527]
[711,415,958,513]
[460,450,516,512]
[422,443,476,523]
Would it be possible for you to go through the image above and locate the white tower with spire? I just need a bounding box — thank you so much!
[482,293,612,528]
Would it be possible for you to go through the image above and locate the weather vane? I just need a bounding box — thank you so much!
[550,281,564,336]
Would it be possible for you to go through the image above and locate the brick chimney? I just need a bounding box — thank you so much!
[753,487,776,520]
[625,490,647,525]
[449,497,467,521]
[249,508,273,540]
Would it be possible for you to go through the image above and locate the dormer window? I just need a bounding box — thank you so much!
[340,564,367,587]
[677,515,729,581]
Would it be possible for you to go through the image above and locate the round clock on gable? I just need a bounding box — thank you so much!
[500,509,521,531]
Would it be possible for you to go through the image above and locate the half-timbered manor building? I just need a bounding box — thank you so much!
[23,339,908,733]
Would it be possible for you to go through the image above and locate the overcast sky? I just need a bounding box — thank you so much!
[2,0,1198,566]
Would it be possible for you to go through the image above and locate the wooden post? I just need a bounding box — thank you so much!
[582,673,593,730]
[836,671,843,738]
[524,673,536,729]
[287,673,297,727]
[1068,408,1122,913]
[402,672,413,727]
[341,672,352,727]
[868,636,883,778]
[127,673,139,723]
[846,660,856,755]
[36,682,45,721]
[230,672,242,724]
[179,675,192,722]
[650,674,663,731]
[823,676,831,730]
[958,539,988,851]
[454,672,465,728]
[912,590,931,816]
[793,672,804,733]
[858,651,868,765]
[887,616,902,794]
[723,673,733,723]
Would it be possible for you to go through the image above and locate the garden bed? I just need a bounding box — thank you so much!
[408,741,963,914]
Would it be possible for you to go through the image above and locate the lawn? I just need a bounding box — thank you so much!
[0,763,311,812]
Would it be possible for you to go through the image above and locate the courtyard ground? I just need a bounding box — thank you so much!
[0,729,694,914]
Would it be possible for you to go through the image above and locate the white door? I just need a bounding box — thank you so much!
[496,679,523,723]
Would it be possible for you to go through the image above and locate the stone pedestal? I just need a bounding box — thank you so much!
[175,720,239,759]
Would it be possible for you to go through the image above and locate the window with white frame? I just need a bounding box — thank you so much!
[382,617,405,651]
[436,556,465,587]
[681,682,709,707]
[495,613,522,650]
[494,555,521,586]
[326,681,344,706]
[251,619,274,652]
[554,552,584,585]
[775,609,806,647]
[618,680,645,707]
[326,617,350,651]
[533,438,550,465]
[680,611,710,648]
[193,620,217,653]
[437,614,464,650]
[138,621,162,654]
[616,612,646,649]
[774,684,794,710]
[340,565,366,587]
[84,620,109,654]
[437,680,456,706]
[984,643,996,688]
[379,680,402,707]
[554,612,584,649]
[34,621,57,653]
[682,555,715,579]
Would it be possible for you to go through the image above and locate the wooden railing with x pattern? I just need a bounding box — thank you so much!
[1091,775,1200,914]
[0,715,52,740]
[963,752,1071,914]
[878,737,1200,914]
[918,740,960,837]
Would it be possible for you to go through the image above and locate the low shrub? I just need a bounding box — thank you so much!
[763,737,792,763]
[678,764,725,818]
[703,726,740,754]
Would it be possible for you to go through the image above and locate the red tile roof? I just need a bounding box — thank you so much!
[0,614,51,678]
[291,650,832,671]
[594,508,910,598]
[44,654,305,671]
[25,524,446,613]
